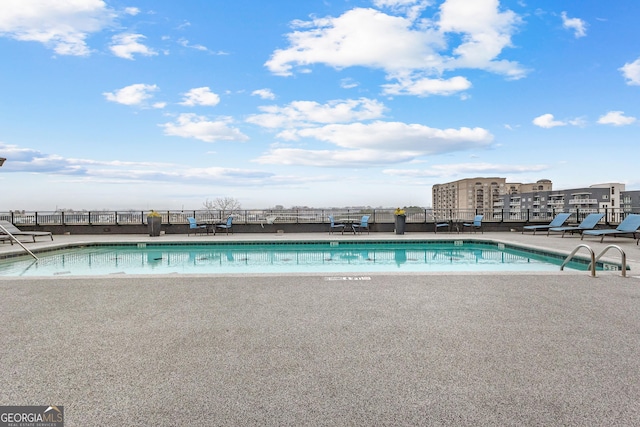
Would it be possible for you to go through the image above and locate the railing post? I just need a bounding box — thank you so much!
[35,211,38,226]
[166,210,171,225]
[62,211,65,225]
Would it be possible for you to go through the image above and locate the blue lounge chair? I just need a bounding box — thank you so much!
[215,216,233,235]
[187,217,208,235]
[328,215,345,235]
[522,213,571,235]
[352,215,370,234]
[547,213,604,237]
[434,223,450,233]
[581,214,640,243]
[462,215,483,233]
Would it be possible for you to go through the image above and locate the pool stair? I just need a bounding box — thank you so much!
[561,244,627,277]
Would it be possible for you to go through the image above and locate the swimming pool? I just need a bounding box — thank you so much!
[0,240,611,276]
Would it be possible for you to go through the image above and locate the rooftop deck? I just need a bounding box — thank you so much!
[2,232,639,425]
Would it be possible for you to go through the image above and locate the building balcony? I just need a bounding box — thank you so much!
[569,199,598,205]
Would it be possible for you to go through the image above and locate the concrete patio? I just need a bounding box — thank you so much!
[1,231,639,425]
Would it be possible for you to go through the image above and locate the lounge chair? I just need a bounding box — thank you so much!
[434,221,450,233]
[581,214,640,243]
[187,217,208,235]
[462,215,483,233]
[547,213,605,237]
[522,213,571,235]
[352,215,370,234]
[215,216,233,235]
[328,215,345,235]
[0,220,53,243]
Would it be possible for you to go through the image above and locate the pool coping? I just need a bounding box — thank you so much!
[1,232,637,278]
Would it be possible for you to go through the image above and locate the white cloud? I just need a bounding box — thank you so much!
[179,87,221,107]
[265,1,525,95]
[382,75,472,96]
[246,98,386,129]
[280,121,492,150]
[160,113,249,142]
[255,122,493,167]
[620,58,640,86]
[437,0,525,78]
[597,111,637,126]
[384,162,549,178]
[109,33,157,60]
[178,38,209,52]
[103,83,160,107]
[532,113,567,128]
[251,89,276,100]
[373,0,424,8]
[561,11,587,38]
[373,0,429,20]
[124,7,140,16]
[0,143,275,185]
[0,0,115,56]
[340,78,359,89]
[266,8,441,76]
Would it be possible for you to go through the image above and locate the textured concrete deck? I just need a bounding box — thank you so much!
[1,232,640,425]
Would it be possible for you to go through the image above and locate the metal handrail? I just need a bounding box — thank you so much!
[561,244,596,277]
[0,224,39,261]
[589,245,627,278]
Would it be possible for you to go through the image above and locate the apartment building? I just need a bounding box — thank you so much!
[434,177,636,221]
[432,177,552,212]
[432,177,506,212]
[497,182,627,220]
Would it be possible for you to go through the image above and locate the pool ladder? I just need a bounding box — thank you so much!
[560,244,626,277]
[0,223,39,261]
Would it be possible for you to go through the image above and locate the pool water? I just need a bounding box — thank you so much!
[0,241,604,277]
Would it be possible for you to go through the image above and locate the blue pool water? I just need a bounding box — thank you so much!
[0,241,606,277]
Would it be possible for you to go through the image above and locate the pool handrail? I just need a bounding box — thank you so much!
[589,245,627,278]
[561,244,595,277]
[0,223,39,261]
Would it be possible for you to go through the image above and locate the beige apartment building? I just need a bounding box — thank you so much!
[432,177,553,212]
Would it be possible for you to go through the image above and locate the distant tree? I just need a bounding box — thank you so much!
[203,197,242,217]
[405,206,425,212]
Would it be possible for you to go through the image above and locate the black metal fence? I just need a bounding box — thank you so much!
[1,207,637,226]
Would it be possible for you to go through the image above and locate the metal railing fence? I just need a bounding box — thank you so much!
[1,207,637,226]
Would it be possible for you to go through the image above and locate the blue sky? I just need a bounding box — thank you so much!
[1,0,639,211]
